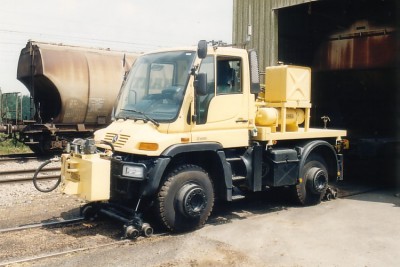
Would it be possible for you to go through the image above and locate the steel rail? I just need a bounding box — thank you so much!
[0,240,130,266]
[0,217,84,234]
[0,174,60,184]
[0,167,61,184]
[0,152,57,162]
[0,227,167,266]
[0,167,60,176]
[0,156,39,162]
[0,152,36,159]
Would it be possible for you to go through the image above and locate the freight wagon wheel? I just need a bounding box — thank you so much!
[28,144,45,155]
[28,141,53,155]
[156,165,214,232]
[292,155,329,205]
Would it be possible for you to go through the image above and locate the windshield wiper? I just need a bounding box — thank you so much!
[120,108,160,127]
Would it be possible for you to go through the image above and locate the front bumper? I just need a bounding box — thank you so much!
[110,156,171,201]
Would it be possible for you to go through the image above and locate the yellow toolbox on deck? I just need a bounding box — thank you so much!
[60,153,111,201]
[264,65,311,105]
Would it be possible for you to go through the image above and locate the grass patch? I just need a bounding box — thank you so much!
[0,134,32,155]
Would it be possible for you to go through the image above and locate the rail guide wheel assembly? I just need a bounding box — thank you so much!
[80,202,153,240]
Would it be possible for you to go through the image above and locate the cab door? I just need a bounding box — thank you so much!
[191,54,250,148]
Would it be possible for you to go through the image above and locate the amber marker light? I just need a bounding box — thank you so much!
[181,137,190,143]
[138,142,159,151]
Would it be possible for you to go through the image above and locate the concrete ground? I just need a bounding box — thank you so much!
[25,188,400,267]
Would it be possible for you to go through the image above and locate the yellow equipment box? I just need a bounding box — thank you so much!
[264,65,311,105]
[60,153,111,201]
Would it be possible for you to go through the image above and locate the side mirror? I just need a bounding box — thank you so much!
[194,73,207,96]
[248,49,261,94]
[197,40,207,59]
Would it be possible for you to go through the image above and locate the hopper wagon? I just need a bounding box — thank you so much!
[1,41,138,153]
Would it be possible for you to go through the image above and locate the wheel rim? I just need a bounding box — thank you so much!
[177,183,207,218]
[306,167,328,194]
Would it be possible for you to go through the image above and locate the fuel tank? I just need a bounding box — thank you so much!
[17,41,138,125]
[256,107,305,128]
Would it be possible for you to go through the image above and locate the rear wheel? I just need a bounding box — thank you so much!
[156,165,214,232]
[292,154,329,205]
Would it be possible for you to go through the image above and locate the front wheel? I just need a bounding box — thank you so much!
[156,165,214,232]
[292,155,329,205]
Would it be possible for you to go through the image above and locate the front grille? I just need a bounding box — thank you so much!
[104,133,130,148]
[109,156,155,201]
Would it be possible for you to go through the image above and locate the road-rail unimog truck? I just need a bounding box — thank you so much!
[59,40,347,238]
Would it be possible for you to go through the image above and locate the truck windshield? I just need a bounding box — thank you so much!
[115,51,196,122]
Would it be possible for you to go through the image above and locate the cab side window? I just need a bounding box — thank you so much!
[216,58,241,95]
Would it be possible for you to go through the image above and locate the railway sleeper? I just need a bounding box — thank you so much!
[80,202,153,239]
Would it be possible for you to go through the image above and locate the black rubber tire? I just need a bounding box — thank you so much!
[156,165,214,232]
[292,155,329,205]
[33,160,61,192]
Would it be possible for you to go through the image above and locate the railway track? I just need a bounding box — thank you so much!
[0,216,165,266]
[0,217,129,266]
[0,240,131,266]
[0,152,58,163]
[2,186,362,237]
[0,217,84,234]
[0,152,36,158]
[0,180,382,266]
[0,167,61,184]
[0,153,61,186]
[0,153,39,163]
[0,153,382,265]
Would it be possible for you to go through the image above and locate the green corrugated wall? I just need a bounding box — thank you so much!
[233,0,317,70]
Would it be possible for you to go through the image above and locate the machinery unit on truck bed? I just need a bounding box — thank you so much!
[59,41,347,238]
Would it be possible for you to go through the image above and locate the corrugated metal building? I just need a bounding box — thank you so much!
[233,0,399,182]
[233,0,317,68]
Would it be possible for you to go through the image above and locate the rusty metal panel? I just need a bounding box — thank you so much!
[314,21,397,70]
[17,41,138,125]
[233,0,396,71]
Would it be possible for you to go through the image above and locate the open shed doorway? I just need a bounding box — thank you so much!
[277,0,399,186]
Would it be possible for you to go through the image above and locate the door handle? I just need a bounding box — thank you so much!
[235,119,248,123]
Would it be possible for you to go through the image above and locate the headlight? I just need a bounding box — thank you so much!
[122,164,145,179]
